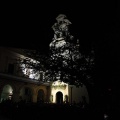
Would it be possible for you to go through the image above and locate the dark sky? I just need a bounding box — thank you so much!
[1,1,119,49]
[1,1,120,87]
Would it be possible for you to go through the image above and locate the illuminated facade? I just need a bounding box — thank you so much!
[50,80,89,104]
[0,47,89,104]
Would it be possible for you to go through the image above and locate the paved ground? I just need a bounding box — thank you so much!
[0,103,118,120]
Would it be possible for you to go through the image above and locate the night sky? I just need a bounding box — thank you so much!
[1,1,120,88]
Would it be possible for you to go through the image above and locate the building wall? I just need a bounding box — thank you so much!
[0,47,89,104]
[0,47,50,103]
[68,85,89,104]
[0,47,25,76]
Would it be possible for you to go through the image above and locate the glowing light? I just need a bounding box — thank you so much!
[104,114,109,120]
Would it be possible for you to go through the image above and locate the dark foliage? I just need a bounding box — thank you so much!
[17,14,95,86]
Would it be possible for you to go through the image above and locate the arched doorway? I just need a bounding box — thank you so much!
[37,89,44,103]
[56,91,63,104]
[0,84,13,102]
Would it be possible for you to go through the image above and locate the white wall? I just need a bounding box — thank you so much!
[68,84,89,104]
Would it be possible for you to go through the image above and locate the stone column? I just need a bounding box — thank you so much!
[32,91,37,103]
[46,86,51,103]
[12,90,20,103]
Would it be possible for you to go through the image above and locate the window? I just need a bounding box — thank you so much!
[8,63,14,74]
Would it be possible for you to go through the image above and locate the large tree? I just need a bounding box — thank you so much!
[47,14,95,86]
[18,14,95,87]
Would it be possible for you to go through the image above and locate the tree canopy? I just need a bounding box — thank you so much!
[18,14,95,87]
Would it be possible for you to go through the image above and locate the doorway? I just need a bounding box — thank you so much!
[56,91,63,104]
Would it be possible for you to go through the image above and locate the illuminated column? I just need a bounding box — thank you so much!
[50,95,53,103]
